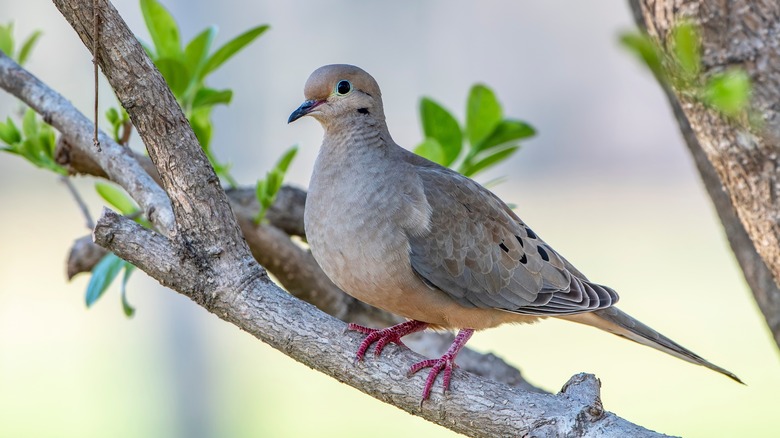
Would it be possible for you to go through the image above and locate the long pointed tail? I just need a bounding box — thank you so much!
[561,307,743,384]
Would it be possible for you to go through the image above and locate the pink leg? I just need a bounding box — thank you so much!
[347,320,429,361]
[408,328,474,400]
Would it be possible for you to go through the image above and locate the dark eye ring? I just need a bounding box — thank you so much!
[336,80,352,95]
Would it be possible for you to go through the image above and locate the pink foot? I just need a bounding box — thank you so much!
[347,320,429,361]
[408,329,474,400]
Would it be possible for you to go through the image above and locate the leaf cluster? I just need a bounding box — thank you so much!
[0,108,64,175]
[0,22,41,66]
[86,181,154,316]
[0,24,63,174]
[620,23,751,118]
[133,0,269,187]
[105,106,130,143]
[414,84,535,177]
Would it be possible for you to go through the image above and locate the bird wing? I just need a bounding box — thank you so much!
[405,162,618,316]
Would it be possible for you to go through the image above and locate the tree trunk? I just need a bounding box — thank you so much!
[629,0,780,349]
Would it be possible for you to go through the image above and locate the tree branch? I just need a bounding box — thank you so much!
[0,52,175,234]
[628,0,780,349]
[94,209,668,437]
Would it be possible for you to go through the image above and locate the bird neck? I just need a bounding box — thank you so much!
[321,112,394,156]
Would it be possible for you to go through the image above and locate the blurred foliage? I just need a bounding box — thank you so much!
[414,84,535,177]
[134,0,269,187]
[105,106,130,144]
[87,181,155,316]
[255,145,297,224]
[85,253,136,317]
[620,22,752,119]
[0,21,41,67]
[0,108,64,175]
[95,181,152,228]
[0,24,63,175]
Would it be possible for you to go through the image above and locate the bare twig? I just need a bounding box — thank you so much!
[119,118,132,145]
[60,175,94,229]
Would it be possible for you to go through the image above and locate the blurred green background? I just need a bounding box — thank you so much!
[1,1,778,437]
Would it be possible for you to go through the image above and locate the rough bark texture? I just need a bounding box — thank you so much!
[629,0,780,349]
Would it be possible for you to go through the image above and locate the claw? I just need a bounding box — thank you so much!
[346,323,475,401]
[407,329,474,400]
[347,320,428,362]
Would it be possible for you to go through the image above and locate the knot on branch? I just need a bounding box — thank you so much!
[67,235,107,279]
[560,373,605,421]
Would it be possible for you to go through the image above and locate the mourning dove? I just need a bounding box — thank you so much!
[289,64,741,399]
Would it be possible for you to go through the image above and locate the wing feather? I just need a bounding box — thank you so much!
[405,159,618,316]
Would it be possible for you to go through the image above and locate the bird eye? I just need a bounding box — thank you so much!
[335,80,352,95]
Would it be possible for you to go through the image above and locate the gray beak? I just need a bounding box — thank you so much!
[288,99,322,123]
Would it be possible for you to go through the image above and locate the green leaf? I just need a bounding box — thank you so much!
[154,57,189,96]
[672,22,700,77]
[619,32,664,79]
[22,108,37,139]
[85,253,125,308]
[19,138,36,161]
[140,40,156,59]
[275,145,298,174]
[39,124,56,158]
[0,22,14,57]
[105,107,119,125]
[190,107,213,147]
[201,25,269,79]
[255,179,267,201]
[120,263,136,317]
[266,170,283,197]
[477,119,535,152]
[419,97,462,166]
[17,30,41,66]
[705,70,751,116]
[95,182,138,215]
[466,84,502,148]
[192,87,233,109]
[140,0,181,59]
[413,138,446,165]
[0,117,21,145]
[254,145,297,224]
[461,146,519,178]
[184,26,217,75]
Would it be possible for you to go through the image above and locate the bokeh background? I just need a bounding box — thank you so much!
[1,1,778,437]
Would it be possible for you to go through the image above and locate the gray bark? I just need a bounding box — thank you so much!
[628,0,780,349]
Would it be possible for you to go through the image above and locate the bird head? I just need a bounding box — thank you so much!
[288,64,383,126]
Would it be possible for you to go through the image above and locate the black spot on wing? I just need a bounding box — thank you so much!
[499,242,509,253]
[537,246,549,261]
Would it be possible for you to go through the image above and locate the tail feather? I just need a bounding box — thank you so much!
[561,307,743,384]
